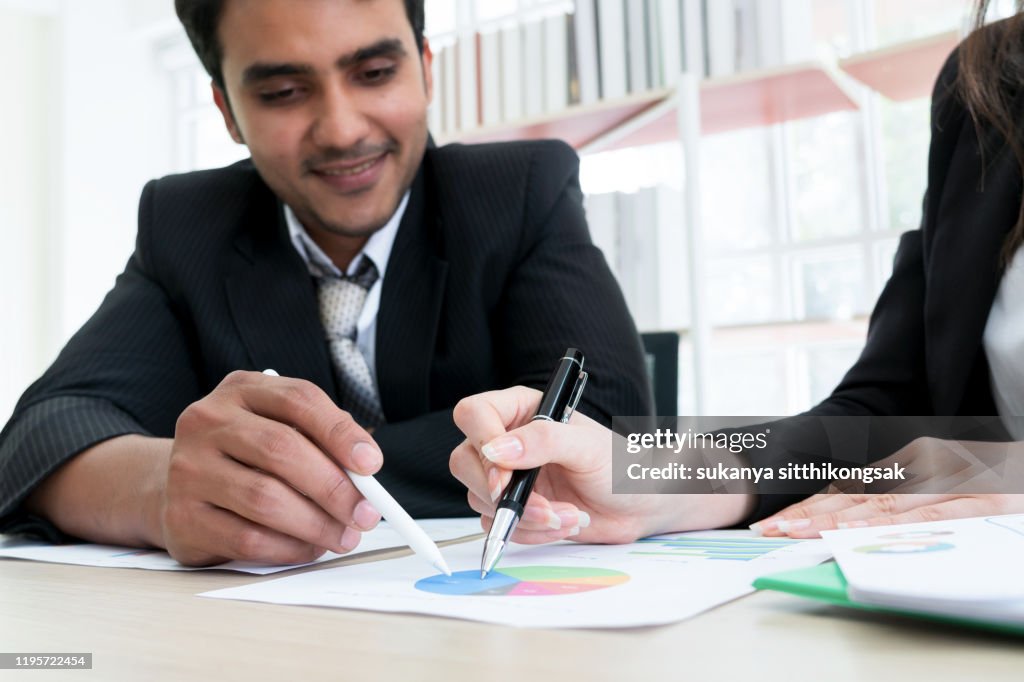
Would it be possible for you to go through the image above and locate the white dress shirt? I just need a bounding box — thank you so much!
[983,246,1024,439]
[284,192,409,385]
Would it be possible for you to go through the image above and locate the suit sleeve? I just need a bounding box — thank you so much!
[0,180,203,537]
[492,141,653,424]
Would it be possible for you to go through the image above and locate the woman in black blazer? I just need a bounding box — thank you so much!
[447,3,1024,545]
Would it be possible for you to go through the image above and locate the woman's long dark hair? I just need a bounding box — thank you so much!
[960,1,1024,264]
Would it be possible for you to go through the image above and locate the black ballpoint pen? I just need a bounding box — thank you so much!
[479,348,588,578]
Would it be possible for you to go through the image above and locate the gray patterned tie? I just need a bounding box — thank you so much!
[317,257,386,428]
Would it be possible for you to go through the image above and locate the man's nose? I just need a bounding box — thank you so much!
[310,83,370,150]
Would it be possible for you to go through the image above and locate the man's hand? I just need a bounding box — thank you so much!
[450,387,752,545]
[160,370,384,565]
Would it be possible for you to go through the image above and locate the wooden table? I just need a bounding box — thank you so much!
[2,541,1022,682]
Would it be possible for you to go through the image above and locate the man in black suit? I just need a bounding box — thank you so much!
[0,0,651,565]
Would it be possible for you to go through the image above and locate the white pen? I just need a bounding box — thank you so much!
[262,369,451,575]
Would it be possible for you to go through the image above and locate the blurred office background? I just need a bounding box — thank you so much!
[0,0,1013,421]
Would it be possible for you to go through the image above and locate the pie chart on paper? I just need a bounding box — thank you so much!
[414,566,630,596]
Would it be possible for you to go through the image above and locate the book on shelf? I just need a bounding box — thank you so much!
[654,0,682,87]
[440,45,458,133]
[703,0,736,76]
[428,49,442,133]
[523,20,545,118]
[500,24,524,122]
[585,186,686,331]
[680,0,706,76]
[645,0,665,89]
[583,192,618,273]
[572,0,601,105]
[617,187,661,330]
[457,33,478,129]
[625,0,651,93]
[733,0,762,72]
[596,0,628,99]
[544,13,571,113]
[479,29,503,127]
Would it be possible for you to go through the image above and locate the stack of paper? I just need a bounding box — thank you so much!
[819,514,1024,627]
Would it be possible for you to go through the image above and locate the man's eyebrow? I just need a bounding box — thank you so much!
[337,38,407,68]
[239,39,407,86]
[242,63,315,86]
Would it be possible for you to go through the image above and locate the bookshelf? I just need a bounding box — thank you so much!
[441,61,859,153]
[439,39,964,154]
[439,87,671,151]
[838,31,959,102]
[427,0,961,414]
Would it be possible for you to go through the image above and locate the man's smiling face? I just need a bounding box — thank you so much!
[214,0,433,242]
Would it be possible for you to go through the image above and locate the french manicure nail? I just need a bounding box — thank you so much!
[546,510,562,530]
[351,441,382,473]
[340,526,361,552]
[567,526,581,537]
[577,511,592,529]
[557,510,577,529]
[837,520,869,529]
[481,436,524,464]
[750,517,779,536]
[775,518,811,533]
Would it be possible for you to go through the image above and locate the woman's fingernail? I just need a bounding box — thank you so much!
[775,519,811,533]
[749,517,779,536]
[340,526,361,552]
[487,468,501,502]
[481,436,524,464]
[578,511,592,529]
[546,510,562,530]
[557,510,577,529]
[837,520,869,529]
[567,526,581,537]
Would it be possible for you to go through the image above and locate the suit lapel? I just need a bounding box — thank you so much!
[375,161,450,421]
[225,194,339,401]
[926,145,1019,413]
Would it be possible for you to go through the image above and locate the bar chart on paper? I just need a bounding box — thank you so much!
[630,536,801,561]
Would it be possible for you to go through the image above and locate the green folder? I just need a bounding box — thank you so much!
[753,562,1024,637]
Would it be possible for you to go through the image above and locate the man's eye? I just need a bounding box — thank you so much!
[360,66,396,84]
[259,88,300,103]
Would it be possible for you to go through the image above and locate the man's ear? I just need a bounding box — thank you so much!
[420,37,434,104]
[212,83,245,144]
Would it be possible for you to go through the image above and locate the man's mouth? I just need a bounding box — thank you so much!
[308,151,390,193]
[315,153,387,177]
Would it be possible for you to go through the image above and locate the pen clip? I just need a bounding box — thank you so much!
[561,370,588,423]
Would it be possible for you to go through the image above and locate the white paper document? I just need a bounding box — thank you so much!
[822,513,1024,625]
[0,518,483,574]
[200,530,831,628]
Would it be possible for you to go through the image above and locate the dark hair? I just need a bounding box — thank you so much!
[960,1,1024,264]
[174,0,426,91]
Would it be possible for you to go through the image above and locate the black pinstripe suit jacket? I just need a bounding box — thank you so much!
[0,140,653,536]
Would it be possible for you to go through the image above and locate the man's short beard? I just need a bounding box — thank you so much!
[308,210,391,238]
